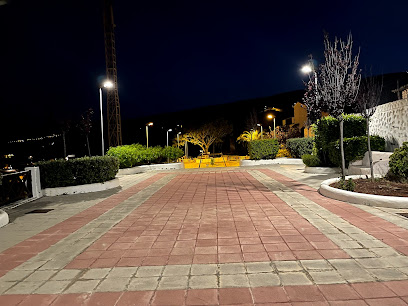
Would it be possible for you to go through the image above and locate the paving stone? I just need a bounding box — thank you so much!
[190,264,218,275]
[279,272,312,285]
[52,269,82,281]
[0,270,33,282]
[247,273,280,287]
[370,248,401,257]
[219,263,246,274]
[301,260,333,271]
[34,280,71,294]
[0,281,16,294]
[106,267,138,278]
[128,277,159,291]
[368,268,408,281]
[5,281,44,294]
[162,265,191,276]
[337,268,375,283]
[189,275,218,289]
[245,262,274,273]
[24,270,57,282]
[65,279,100,293]
[357,258,394,269]
[95,277,130,292]
[385,256,408,268]
[345,248,377,258]
[308,270,346,284]
[157,276,189,290]
[81,268,111,280]
[135,266,163,277]
[219,274,249,287]
[275,261,303,272]
[14,260,48,271]
[328,259,361,270]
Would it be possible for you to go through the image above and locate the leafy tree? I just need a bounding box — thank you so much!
[355,74,383,181]
[237,130,264,143]
[317,33,361,178]
[79,108,94,157]
[181,120,232,155]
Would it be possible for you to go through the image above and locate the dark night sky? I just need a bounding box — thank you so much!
[0,0,407,141]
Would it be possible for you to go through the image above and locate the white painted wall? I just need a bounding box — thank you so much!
[369,99,408,151]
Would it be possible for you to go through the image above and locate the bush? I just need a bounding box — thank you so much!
[248,139,279,160]
[162,146,184,162]
[337,178,355,191]
[36,156,119,188]
[328,135,385,167]
[314,115,366,166]
[302,154,321,167]
[286,138,314,158]
[388,142,408,181]
[276,144,292,158]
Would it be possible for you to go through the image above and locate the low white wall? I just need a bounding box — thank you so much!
[240,158,303,167]
[0,210,9,228]
[43,178,120,196]
[370,99,408,151]
[117,162,184,175]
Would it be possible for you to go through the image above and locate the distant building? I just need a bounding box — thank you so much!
[392,83,408,100]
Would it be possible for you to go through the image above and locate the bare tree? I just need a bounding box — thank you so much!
[181,120,232,155]
[79,108,94,157]
[355,74,383,181]
[318,33,361,178]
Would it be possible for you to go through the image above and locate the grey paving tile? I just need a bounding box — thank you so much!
[308,270,346,284]
[0,270,33,282]
[5,281,44,294]
[300,260,333,271]
[189,275,218,289]
[219,263,246,274]
[356,258,394,269]
[81,268,111,280]
[157,276,189,290]
[275,261,303,272]
[368,268,408,281]
[162,265,191,276]
[135,266,163,277]
[0,281,16,295]
[247,273,280,287]
[35,280,71,294]
[279,272,312,286]
[219,274,249,287]
[128,277,159,291]
[245,262,274,273]
[95,277,130,292]
[385,256,408,268]
[337,269,375,283]
[190,264,218,275]
[107,267,138,278]
[345,248,376,258]
[65,280,100,293]
[24,270,57,282]
[52,269,82,281]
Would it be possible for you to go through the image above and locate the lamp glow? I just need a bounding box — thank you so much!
[301,65,312,74]
[103,81,114,88]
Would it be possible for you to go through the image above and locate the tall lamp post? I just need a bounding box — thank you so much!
[301,58,318,138]
[99,80,113,156]
[146,122,153,148]
[166,129,172,147]
[267,114,276,139]
[257,123,263,139]
[177,132,181,148]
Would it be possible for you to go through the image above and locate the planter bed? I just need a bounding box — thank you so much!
[240,158,303,167]
[117,162,184,175]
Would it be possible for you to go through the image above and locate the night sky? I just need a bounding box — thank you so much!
[1,0,407,141]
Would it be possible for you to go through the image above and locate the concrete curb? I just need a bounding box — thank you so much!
[0,209,9,228]
[117,162,184,175]
[240,158,303,167]
[319,175,408,208]
[305,166,340,174]
[43,178,120,196]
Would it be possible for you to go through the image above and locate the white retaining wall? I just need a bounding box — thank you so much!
[370,99,408,151]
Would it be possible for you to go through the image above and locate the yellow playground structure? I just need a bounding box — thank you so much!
[182,153,249,169]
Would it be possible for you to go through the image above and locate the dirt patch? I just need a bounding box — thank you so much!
[330,178,408,197]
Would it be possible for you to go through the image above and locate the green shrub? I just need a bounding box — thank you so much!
[328,135,385,167]
[338,178,355,191]
[248,139,279,160]
[314,115,366,166]
[162,146,184,162]
[302,154,321,167]
[36,156,119,188]
[286,138,314,158]
[389,142,408,181]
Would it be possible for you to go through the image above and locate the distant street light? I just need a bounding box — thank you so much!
[301,65,312,74]
[267,114,276,139]
[257,123,263,139]
[99,81,114,155]
[177,132,181,148]
[167,129,172,147]
[146,122,153,148]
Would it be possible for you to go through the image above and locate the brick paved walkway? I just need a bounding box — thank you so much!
[1,166,408,305]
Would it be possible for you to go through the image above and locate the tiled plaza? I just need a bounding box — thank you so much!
[1,165,408,305]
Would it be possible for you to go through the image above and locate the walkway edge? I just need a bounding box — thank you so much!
[319,175,408,208]
[43,178,120,196]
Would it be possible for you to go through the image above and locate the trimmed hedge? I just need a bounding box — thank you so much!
[314,114,366,166]
[106,144,184,169]
[328,135,385,167]
[286,138,314,158]
[36,156,119,188]
[389,142,408,181]
[302,154,321,167]
[248,139,279,160]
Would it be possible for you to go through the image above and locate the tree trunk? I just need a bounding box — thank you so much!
[367,117,374,181]
[339,119,346,180]
[86,136,91,157]
[62,131,67,159]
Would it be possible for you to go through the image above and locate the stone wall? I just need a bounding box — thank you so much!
[370,99,408,151]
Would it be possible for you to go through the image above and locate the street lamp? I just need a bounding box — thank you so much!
[177,132,181,148]
[167,129,172,147]
[257,123,263,139]
[146,122,153,148]
[99,80,114,156]
[267,114,276,139]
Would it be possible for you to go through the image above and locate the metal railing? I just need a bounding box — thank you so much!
[0,170,32,206]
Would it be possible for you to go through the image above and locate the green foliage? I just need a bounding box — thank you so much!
[286,138,314,158]
[338,178,355,191]
[388,142,408,181]
[328,135,385,167]
[36,156,119,188]
[162,146,184,162]
[314,115,367,165]
[301,154,321,167]
[248,139,279,160]
[106,144,184,168]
